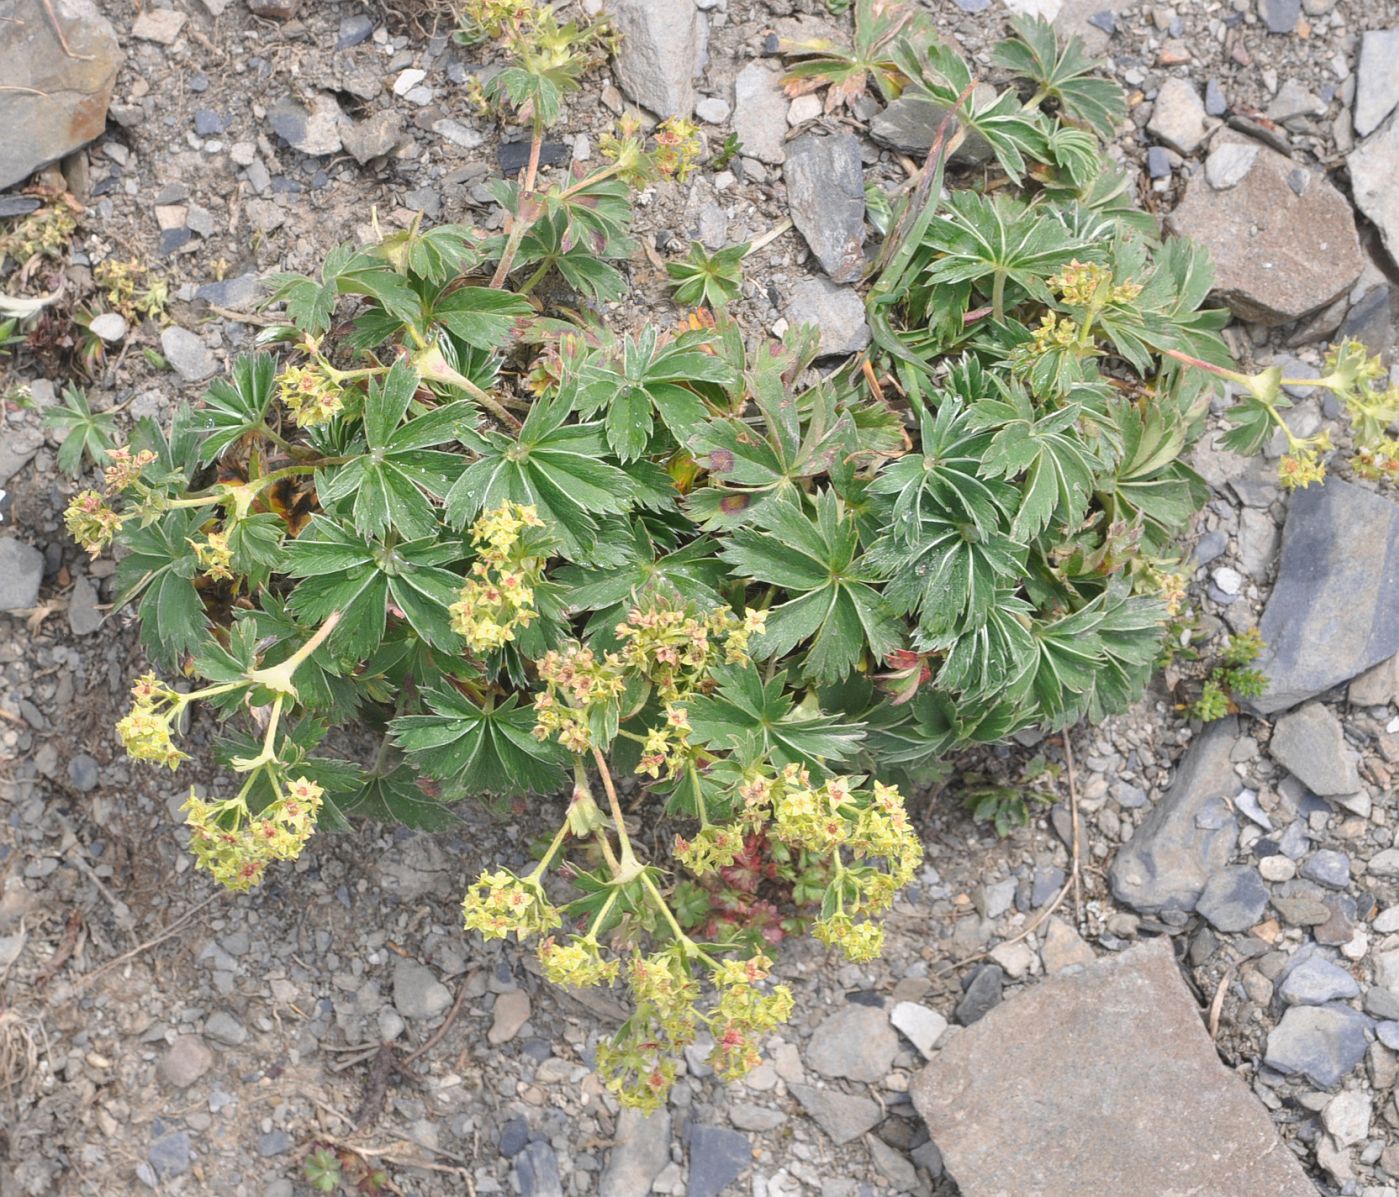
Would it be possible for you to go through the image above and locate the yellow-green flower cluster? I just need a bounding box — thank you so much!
[103,446,158,492]
[537,935,618,987]
[64,489,123,558]
[1029,311,1081,354]
[93,257,169,322]
[614,602,758,700]
[673,822,744,876]
[1354,438,1399,483]
[636,704,694,780]
[183,777,324,893]
[461,868,562,940]
[812,912,884,961]
[190,530,234,581]
[116,672,188,769]
[706,954,794,1080]
[1049,259,1141,307]
[533,644,627,752]
[0,206,75,265]
[1278,446,1327,491]
[278,363,345,428]
[652,117,704,182]
[450,502,546,652]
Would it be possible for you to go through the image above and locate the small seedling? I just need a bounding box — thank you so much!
[1189,629,1266,722]
[665,241,748,309]
[43,384,116,477]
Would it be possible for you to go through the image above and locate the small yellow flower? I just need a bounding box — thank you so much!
[64,490,123,558]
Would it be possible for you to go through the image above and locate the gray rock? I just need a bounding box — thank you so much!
[956,964,1004,1026]
[1348,114,1399,263]
[1167,135,1363,325]
[159,1036,213,1088]
[869,92,994,165]
[488,989,530,1044]
[268,93,346,157]
[1251,480,1399,713]
[732,63,788,165]
[257,1130,292,1157]
[1237,509,1279,577]
[1203,140,1258,191]
[1340,285,1392,359]
[337,13,374,47]
[204,1011,247,1046]
[148,1131,192,1180]
[68,575,102,635]
[607,0,702,118]
[695,97,730,125]
[88,312,128,343]
[1270,703,1360,796]
[685,1126,750,1197]
[1195,866,1270,933]
[1322,1089,1370,1148]
[1355,28,1399,138]
[807,1002,898,1082]
[789,1084,882,1145]
[1278,954,1360,1006]
[393,958,452,1020]
[600,1108,670,1197]
[1264,1004,1371,1088]
[1194,529,1228,565]
[0,426,43,487]
[342,111,404,165]
[785,278,869,356]
[890,1001,948,1059]
[248,0,300,16]
[1041,917,1096,974]
[783,133,865,284]
[1370,848,1399,878]
[1145,146,1171,178]
[866,1135,918,1192]
[196,274,263,310]
[0,538,44,612]
[161,328,218,382]
[1266,80,1323,123]
[1379,1020,1399,1049]
[516,1141,564,1197]
[1300,849,1351,890]
[68,753,99,793]
[0,0,120,191]
[1260,0,1300,34]
[912,939,1319,1197]
[1204,78,1228,117]
[1109,719,1242,915]
[1147,78,1207,155]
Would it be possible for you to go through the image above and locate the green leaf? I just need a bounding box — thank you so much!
[391,688,566,796]
[431,287,531,350]
[686,662,866,770]
[195,353,276,464]
[339,763,460,830]
[992,15,1125,139]
[264,243,356,335]
[45,385,116,477]
[115,508,207,668]
[665,242,748,309]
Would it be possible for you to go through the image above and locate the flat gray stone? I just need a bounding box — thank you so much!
[1203,140,1259,190]
[607,0,703,118]
[0,0,121,189]
[1147,77,1206,155]
[67,575,102,635]
[600,1108,670,1197]
[1250,479,1399,713]
[515,1141,563,1197]
[1167,135,1363,325]
[911,939,1319,1197]
[868,92,995,165]
[806,1002,898,1082]
[392,958,451,1020]
[158,1036,213,1088]
[1348,113,1399,263]
[732,63,788,165]
[783,133,865,284]
[1264,1004,1371,1088]
[1195,866,1270,933]
[685,1125,749,1197]
[0,538,44,612]
[342,110,404,165]
[1355,27,1399,138]
[1108,719,1241,916]
[267,93,346,157]
[161,327,218,382]
[1270,703,1360,796]
[785,278,869,356]
[789,1084,882,1146]
[1277,952,1360,1006]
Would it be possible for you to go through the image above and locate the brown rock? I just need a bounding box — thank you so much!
[0,0,121,190]
[911,938,1318,1197]
[1167,134,1363,325]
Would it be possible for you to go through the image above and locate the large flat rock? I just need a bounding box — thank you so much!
[1108,718,1241,917]
[0,0,121,189]
[911,938,1318,1197]
[1167,134,1363,325]
[1251,478,1399,714]
[1348,112,1399,265]
[606,0,703,119]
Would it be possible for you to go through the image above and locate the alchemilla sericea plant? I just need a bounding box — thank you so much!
[62,2,1399,1107]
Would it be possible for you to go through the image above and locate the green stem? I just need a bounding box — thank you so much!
[639,872,714,965]
[527,819,572,882]
[991,271,1007,323]
[591,746,639,875]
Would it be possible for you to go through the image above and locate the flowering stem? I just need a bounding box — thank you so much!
[592,746,639,875]
[587,889,621,938]
[639,871,714,965]
[527,820,572,883]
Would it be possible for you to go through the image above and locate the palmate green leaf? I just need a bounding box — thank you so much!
[992,15,1126,139]
[1219,368,1286,457]
[114,508,207,669]
[264,243,358,336]
[45,385,117,478]
[971,385,1098,541]
[515,212,627,301]
[285,515,463,658]
[390,687,566,796]
[686,663,866,772]
[243,597,361,722]
[779,0,933,106]
[444,389,636,561]
[720,491,902,685]
[339,763,459,830]
[429,286,532,351]
[195,353,276,464]
[129,407,204,489]
[1102,400,1208,545]
[377,222,484,285]
[665,242,748,310]
[316,361,472,541]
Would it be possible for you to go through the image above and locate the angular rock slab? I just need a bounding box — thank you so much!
[783,133,865,283]
[911,938,1318,1197]
[1108,717,1240,916]
[606,0,703,119]
[1250,478,1399,714]
[1167,134,1363,325]
[0,0,122,189]
[1349,113,1399,265]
